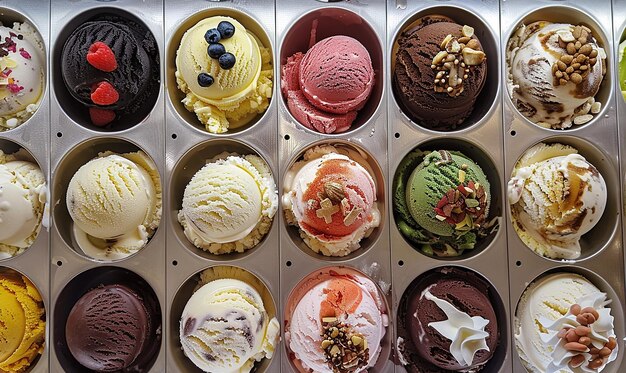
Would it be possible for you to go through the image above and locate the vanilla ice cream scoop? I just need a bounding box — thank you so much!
[0,152,46,258]
[0,23,44,131]
[178,154,277,255]
[508,143,606,259]
[180,277,279,373]
[507,22,606,129]
[66,151,161,259]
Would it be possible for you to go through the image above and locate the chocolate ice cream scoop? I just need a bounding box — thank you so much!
[393,15,487,131]
[65,284,152,372]
[397,267,500,372]
[61,14,159,127]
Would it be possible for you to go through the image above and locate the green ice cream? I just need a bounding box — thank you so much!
[393,149,497,257]
[618,40,626,100]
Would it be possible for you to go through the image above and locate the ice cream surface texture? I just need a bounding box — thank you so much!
[61,14,160,127]
[0,149,47,259]
[619,39,626,101]
[286,267,388,373]
[508,143,606,260]
[281,35,374,134]
[176,16,273,133]
[515,273,618,373]
[0,272,45,373]
[397,267,499,372]
[393,15,488,131]
[393,149,497,257]
[283,145,380,257]
[66,284,155,372]
[0,22,44,131]
[507,22,606,129]
[180,266,279,373]
[178,153,277,255]
[66,151,161,260]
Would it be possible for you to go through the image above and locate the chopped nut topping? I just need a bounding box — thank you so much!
[324,182,346,203]
[316,198,339,224]
[320,318,369,373]
[551,25,599,86]
[433,180,488,229]
[431,26,485,97]
[343,206,364,226]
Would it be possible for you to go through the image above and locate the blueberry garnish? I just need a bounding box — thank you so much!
[217,21,235,39]
[197,73,214,87]
[208,43,226,59]
[204,29,221,44]
[218,52,236,70]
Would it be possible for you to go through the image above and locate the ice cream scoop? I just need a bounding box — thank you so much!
[0,22,44,131]
[393,15,488,130]
[397,267,500,372]
[66,284,154,372]
[61,14,160,127]
[282,35,374,134]
[176,16,273,133]
[393,149,497,257]
[282,145,380,256]
[180,266,279,373]
[0,150,47,259]
[66,151,161,260]
[285,267,388,373]
[0,272,45,373]
[507,22,606,129]
[508,143,606,259]
[178,153,277,255]
[515,273,618,373]
[619,39,626,101]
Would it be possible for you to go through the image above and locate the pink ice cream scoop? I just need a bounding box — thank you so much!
[286,268,388,373]
[282,36,374,134]
[290,153,377,238]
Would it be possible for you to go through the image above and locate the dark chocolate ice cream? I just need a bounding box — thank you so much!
[397,267,500,372]
[393,16,487,131]
[61,14,159,128]
[65,284,152,372]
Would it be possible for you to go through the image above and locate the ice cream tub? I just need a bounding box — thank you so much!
[164,0,280,371]
[0,2,49,372]
[277,1,391,371]
[502,2,615,133]
[509,265,625,373]
[49,1,165,370]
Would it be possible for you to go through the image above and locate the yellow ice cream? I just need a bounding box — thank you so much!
[0,150,47,259]
[178,153,277,255]
[175,16,273,133]
[66,151,161,260]
[0,273,45,372]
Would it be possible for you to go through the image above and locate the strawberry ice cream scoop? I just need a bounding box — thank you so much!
[283,148,381,256]
[281,36,374,134]
[285,267,388,373]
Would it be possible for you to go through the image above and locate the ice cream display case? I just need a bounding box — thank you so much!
[0,0,625,372]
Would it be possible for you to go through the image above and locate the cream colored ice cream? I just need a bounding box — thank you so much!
[515,273,618,373]
[178,153,277,255]
[0,22,44,131]
[66,151,161,260]
[508,143,606,259]
[0,272,45,372]
[507,22,606,129]
[180,266,279,373]
[283,145,380,257]
[175,16,273,133]
[0,149,47,259]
